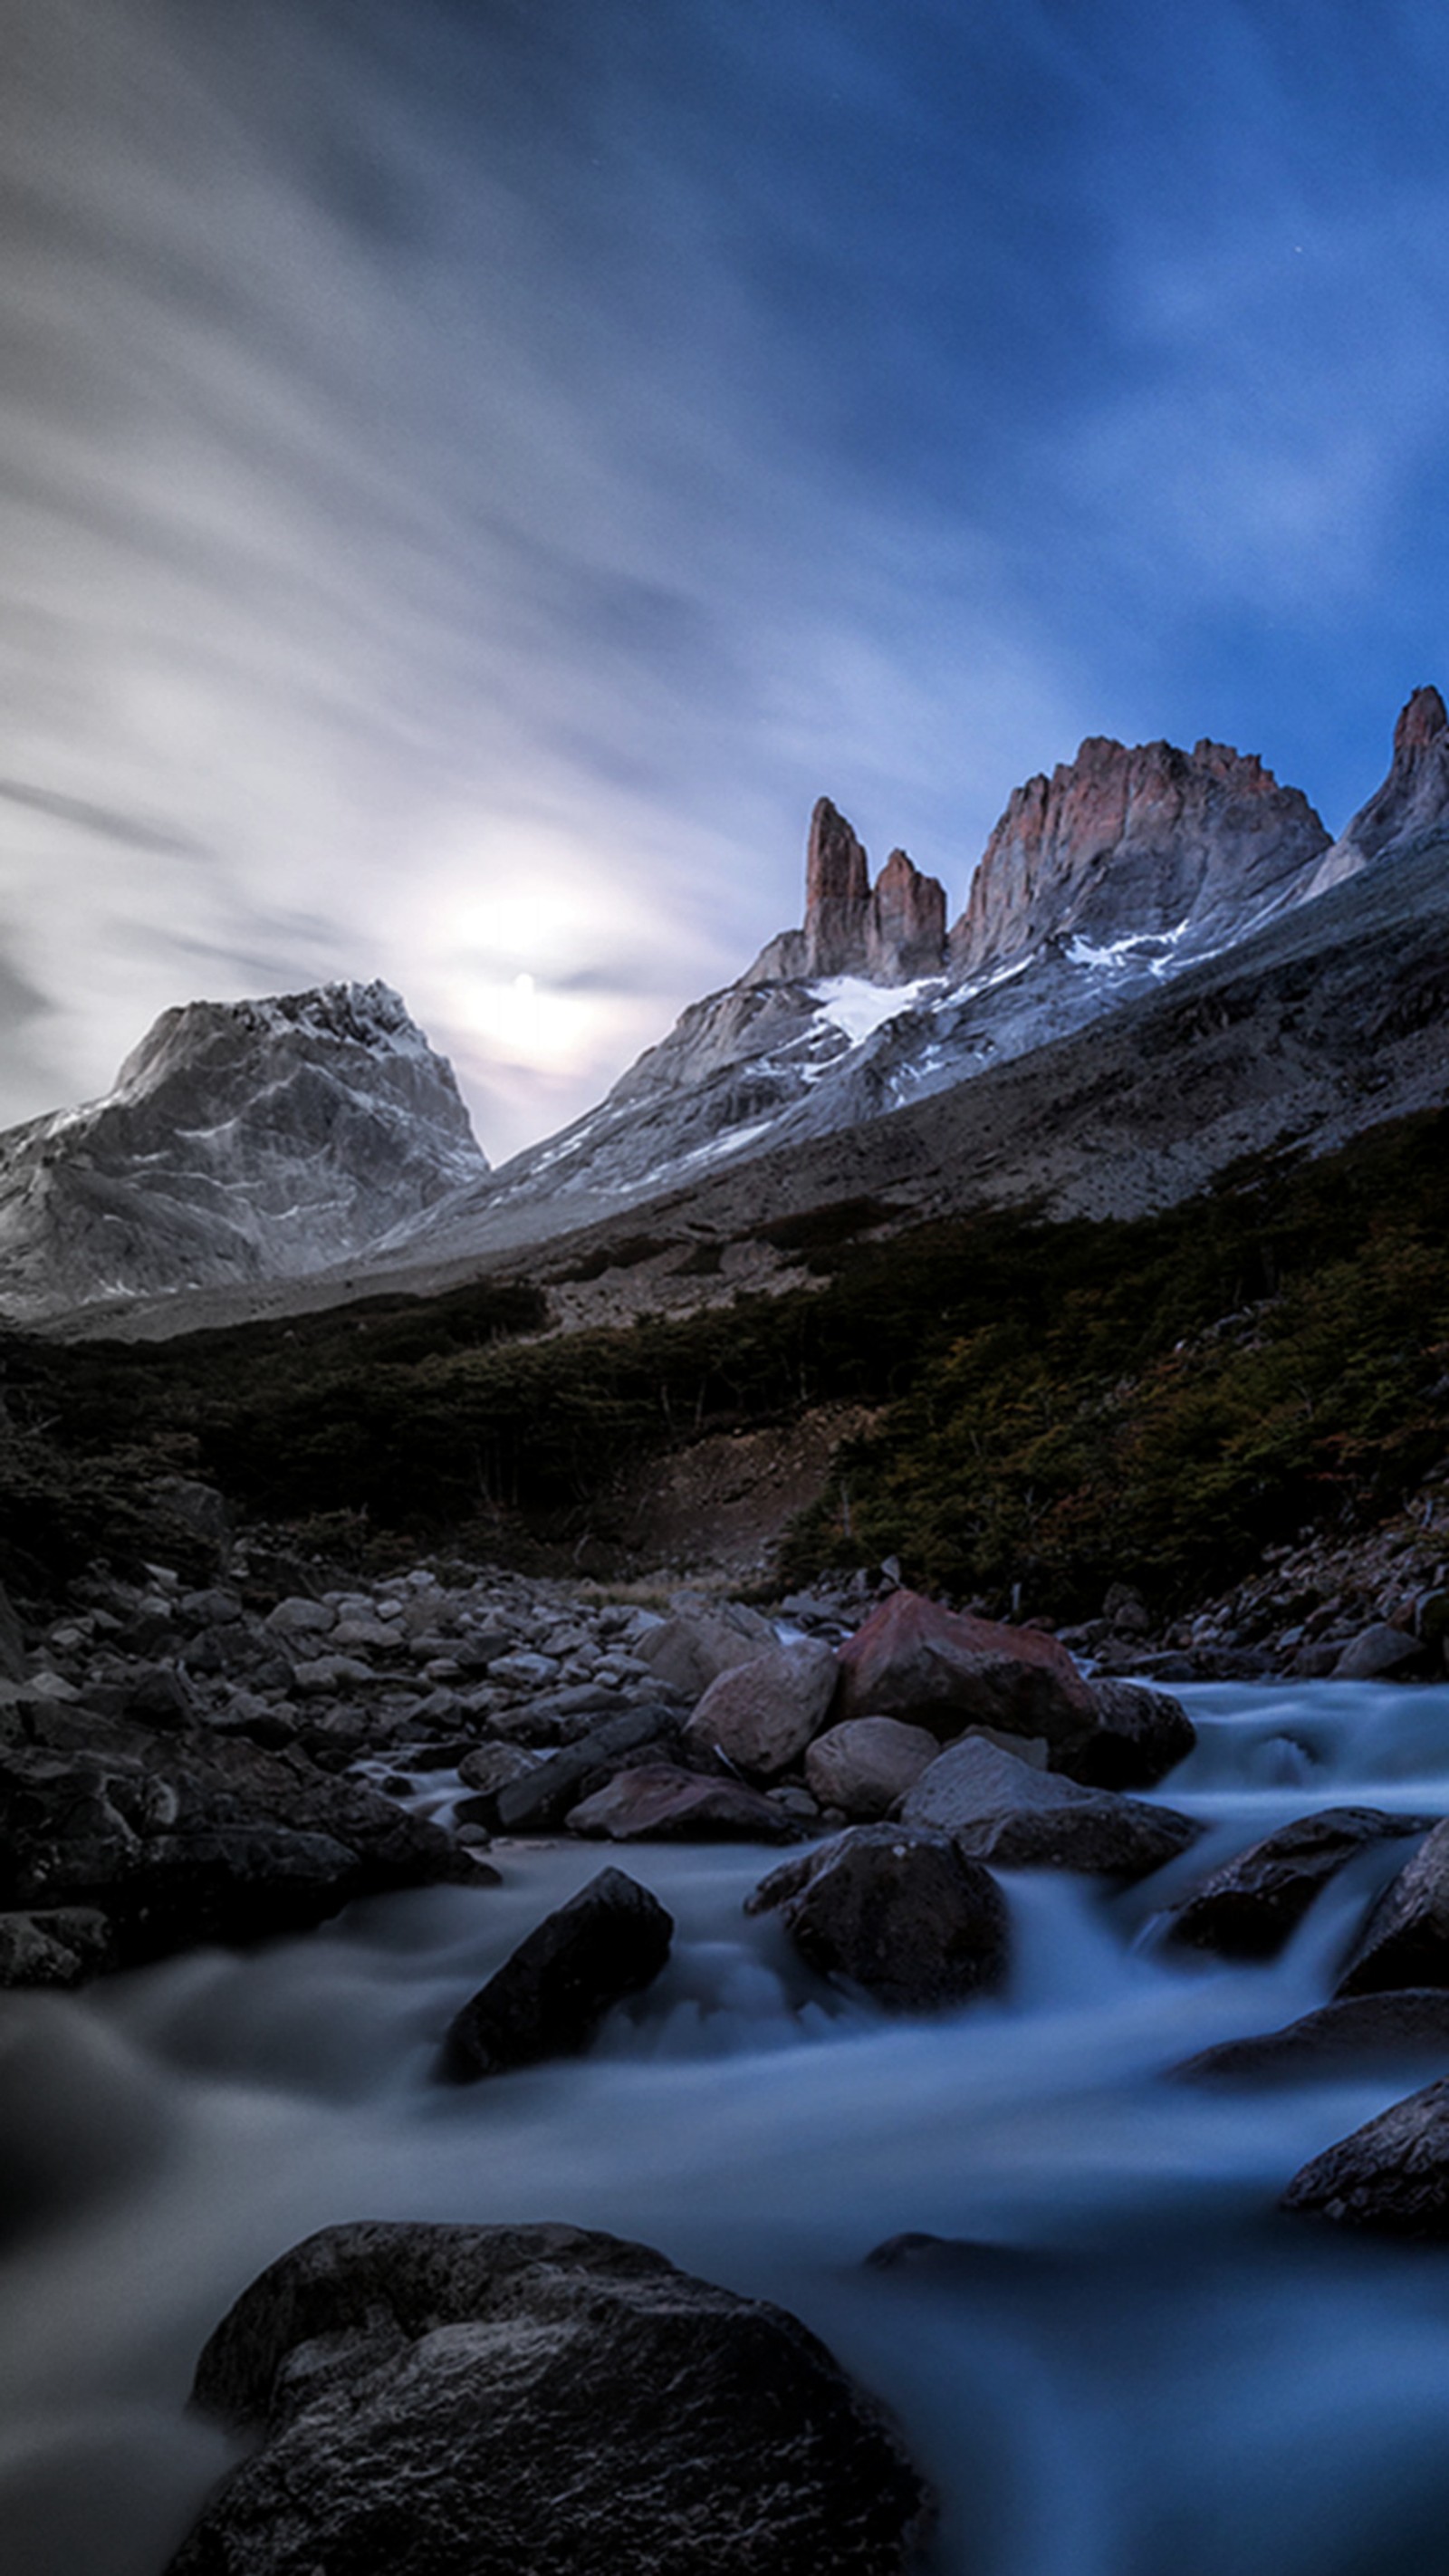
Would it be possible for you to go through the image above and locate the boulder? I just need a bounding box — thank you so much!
[443,1868,672,2079]
[494,1706,682,1832]
[1282,2074,1449,2236]
[564,1763,801,1843]
[1061,1677,1196,1790]
[167,2219,930,2576]
[1337,1817,1449,1996]
[1175,1990,1449,2085]
[1331,1622,1429,1681]
[1168,1807,1433,1961]
[833,1590,1095,1753]
[0,1905,115,1988]
[683,1639,838,1778]
[634,1595,777,1700]
[804,1716,941,1818]
[901,1735,1198,1879]
[746,1823,1009,2012]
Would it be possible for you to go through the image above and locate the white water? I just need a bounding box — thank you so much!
[6,1679,1449,2575]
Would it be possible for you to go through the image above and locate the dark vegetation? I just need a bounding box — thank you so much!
[2,1111,1447,1620]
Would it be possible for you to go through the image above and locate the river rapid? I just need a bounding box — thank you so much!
[6,1677,1449,2576]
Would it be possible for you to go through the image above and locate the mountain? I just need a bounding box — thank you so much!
[0,981,486,1322]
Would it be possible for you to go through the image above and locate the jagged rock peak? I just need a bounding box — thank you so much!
[746,803,948,985]
[1310,685,1449,890]
[111,978,446,1101]
[947,733,1329,976]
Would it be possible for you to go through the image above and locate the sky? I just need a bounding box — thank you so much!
[2,0,1448,1163]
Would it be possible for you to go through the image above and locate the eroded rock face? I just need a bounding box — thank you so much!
[747,1822,1009,2011]
[833,1589,1097,1754]
[947,734,1329,976]
[1313,685,1449,885]
[1282,2075,1449,2237]
[442,1868,673,2080]
[747,803,948,986]
[901,1735,1198,1879]
[168,2219,933,2576]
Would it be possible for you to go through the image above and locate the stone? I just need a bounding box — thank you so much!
[803,1716,940,1819]
[494,1706,681,1832]
[1175,1991,1449,2085]
[901,1735,1198,1879]
[804,794,872,975]
[1062,1677,1196,1790]
[0,1577,28,1684]
[264,1597,335,1638]
[1311,684,1449,883]
[1282,2074,1449,2236]
[1167,1807,1433,1962]
[486,1649,561,1687]
[833,1588,1097,1752]
[746,1823,1008,2012]
[0,1905,115,1988]
[1336,1818,1449,1996]
[565,1763,801,1843]
[454,1741,541,1811]
[167,2219,930,2576]
[863,848,947,981]
[683,1638,839,1778]
[443,1869,673,2080]
[633,1596,776,1700]
[1330,1622,1428,1680]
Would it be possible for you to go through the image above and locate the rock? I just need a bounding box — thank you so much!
[901,1735,1198,1879]
[168,2218,930,2576]
[565,1763,801,1843]
[804,1716,940,1819]
[264,1597,334,1639]
[683,1638,838,1778]
[494,1706,681,1832]
[443,1869,672,2080]
[1330,1621,1428,1680]
[1312,684,1449,882]
[1282,2074,1449,2236]
[1062,1677,1196,1790]
[634,1595,777,1700]
[833,1589,1096,1753]
[863,847,948,980]
[1167,1807,1432,1961]
[746,1823,1008,2012]
[0,1905,115,1987]
[455,1741,541,1810]
[0,1578,27,1684]
[1336,1818,1449,1996]
[487,1649,562,1687]
[1175,1990,1449,2084]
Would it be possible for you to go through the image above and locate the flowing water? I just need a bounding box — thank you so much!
[6,1678,1449,2576]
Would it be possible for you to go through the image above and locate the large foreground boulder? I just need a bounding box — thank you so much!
[443,1869,672,2079]
[833,1590,1096,1753]
[683,1639,838,1778]
[747,1822,1009,2011]
[901,1735,1199,1879]
[1282,2076,1449,2236]
[168,2219,931,2575]
[1336,1816,1449,1996]
[1168,1807,1432,1961]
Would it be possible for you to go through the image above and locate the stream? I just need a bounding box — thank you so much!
[5,1677,1449,2574]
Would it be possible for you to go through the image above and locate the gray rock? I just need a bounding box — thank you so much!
[0,1578,28,1684]
[167,2219,930,2576]
[747,1822,1009,2012]
[565,1763,801,1843]
[443,1870,673,2078]
[1168,1807,1433,1961]
[0,1905,114,1987]
[1063,1677,1196,1789]
[1337,1817,1449,1996]
[494,1706,681,1832]
[1331,1622,1428,1680]
[804,1716,940,1819]
[902,1735,1198,1879]
[634,1595,777,1700]
[264,1597,335,1639]
[683,1638,838,1778]
[1176,1990,1449,2085]
[1282,2073,1449,2235]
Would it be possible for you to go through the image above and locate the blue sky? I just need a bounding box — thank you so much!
[1,0,1446,1158]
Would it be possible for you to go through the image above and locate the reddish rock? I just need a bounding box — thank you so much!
[804,796,871,976]
[565,1763,801,1843]
[864,849,947,980]
[833,1589,1096,1754]
[947,734,1328,976]
[683,1639,839,1779]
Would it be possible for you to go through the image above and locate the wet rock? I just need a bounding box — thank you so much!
[804,1716,940,1819]
[683,1638,838,1778]
[442,1869,673,2078]
[1176,1990,1449,2084]
[565,1762,801,1843]
[1063,1677,1196,1790]
[1337,1817,1449,1996]
[0,1905,114,1987]
[494,1706,681,1831]
[634,1595,777,1699]
[834,1589,1096,1753]
[1331,1622,1429,1681]
[747,1822,1008,2012]
[1282,2073,1449,2236]
[1168,1807,1432,1961]
[901,1735,1198,1879]
[454,1740,542,1816]
[168,2218,930,2576]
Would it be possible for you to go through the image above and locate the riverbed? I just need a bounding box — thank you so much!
[5,1677,1449,2575]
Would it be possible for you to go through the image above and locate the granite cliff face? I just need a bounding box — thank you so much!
[746,800,947,985]
[0,981,486,1322]
[1311,685,1449,888]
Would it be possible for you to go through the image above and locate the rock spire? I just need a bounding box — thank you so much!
[745,799,947,986]
[1310,685,1449,891]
